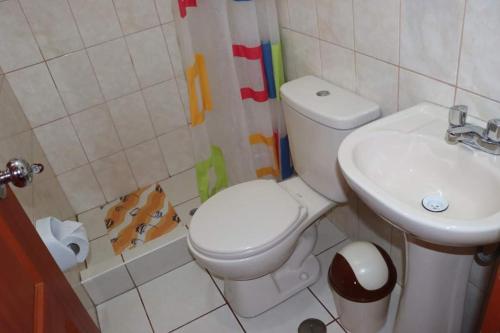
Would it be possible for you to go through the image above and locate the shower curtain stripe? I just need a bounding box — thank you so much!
[175,0,293,202]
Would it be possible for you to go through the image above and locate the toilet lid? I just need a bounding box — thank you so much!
[189,180,307,259]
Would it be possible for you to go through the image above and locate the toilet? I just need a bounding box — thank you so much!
[187,75,380,317]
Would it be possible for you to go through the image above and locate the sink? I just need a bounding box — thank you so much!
[337,102,500,333]
[339,102,500,247]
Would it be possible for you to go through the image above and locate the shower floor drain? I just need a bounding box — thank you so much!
[298,318,326,333]
[422,195,449,212]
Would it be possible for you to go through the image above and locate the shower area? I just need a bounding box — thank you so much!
[0,0,289,326]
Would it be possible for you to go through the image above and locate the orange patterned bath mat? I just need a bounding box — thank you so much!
[104,184,181,255]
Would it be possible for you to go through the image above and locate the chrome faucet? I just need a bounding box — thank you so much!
[446,105,500,155]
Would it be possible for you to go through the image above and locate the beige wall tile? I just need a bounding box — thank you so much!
[7,63,67,127]
[114,0,159,34]
[87,38,140,100]
[353,0,400,65]
[158,127,195,176]
[316,0,354,49]
[48,50,104,114]
[71,104,122,161]
[68,0,122,47]
[19,0,83,59]
[455,89,500,121]
[288,0,318,36]
[458,1,500,102]
[399,69,455,110]
[320,41,355,91]
[34,117,88,175]
[125,139,169,187]
[281,29,321,80]
[32,176,75,221]
[126,27,174,88]
[156,0,174,24]
[142,80,186,135]
[400,0,465,83]
[159,168,197,206]
[77,200,117,241]
[0,0,43,72]
[355,54,399,116]
[276,0,290,29]
[108,92,155,148]
[91,152,137,201]
[0,77,30,140]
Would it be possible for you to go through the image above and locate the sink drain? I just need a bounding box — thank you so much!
[422,195,449,212]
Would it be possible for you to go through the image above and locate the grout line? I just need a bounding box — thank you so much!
[166,304,227,333]
[314,238,349,257]
[396,0,402,111]
[135,287,156,333]
[307,287,337,321]
[453,0,469,105]
[207,271,247,333]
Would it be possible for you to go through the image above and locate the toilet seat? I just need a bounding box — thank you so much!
[189,180,307,260]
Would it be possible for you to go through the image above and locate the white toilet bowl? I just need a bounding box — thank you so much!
[188,76,381,317]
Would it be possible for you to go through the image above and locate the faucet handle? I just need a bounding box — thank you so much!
[486,119,500,142]
[449,105,468,127]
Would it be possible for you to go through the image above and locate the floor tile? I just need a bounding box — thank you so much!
[313,217,348,255]
[77,201,118,240]
[87,235,116,267]
[309,240,350,318]
[97,289,152,333]
[138,261,225,332]
[327,321,346,333]
[237,289,333,333]
[173,305,243,333]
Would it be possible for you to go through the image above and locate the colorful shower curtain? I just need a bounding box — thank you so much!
[174,0,292,202]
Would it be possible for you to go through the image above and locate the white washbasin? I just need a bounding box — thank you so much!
[338,102,500,247]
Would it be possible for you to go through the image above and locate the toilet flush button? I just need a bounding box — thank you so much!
[300,272,309,281]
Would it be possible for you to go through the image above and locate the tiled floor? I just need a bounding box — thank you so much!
[96,218,402,333]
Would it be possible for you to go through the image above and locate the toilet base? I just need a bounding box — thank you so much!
[224,225,320,318]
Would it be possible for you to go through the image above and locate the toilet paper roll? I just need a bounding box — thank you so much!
[35,217,89,271]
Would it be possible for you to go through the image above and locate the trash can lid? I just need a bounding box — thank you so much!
[328,242,397,303]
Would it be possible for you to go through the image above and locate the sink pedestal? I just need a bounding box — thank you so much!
[394,235,473,333]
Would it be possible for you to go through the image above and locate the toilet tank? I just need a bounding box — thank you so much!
[280,76,380,203]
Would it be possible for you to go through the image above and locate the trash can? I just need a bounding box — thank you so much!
[329,241,396,333]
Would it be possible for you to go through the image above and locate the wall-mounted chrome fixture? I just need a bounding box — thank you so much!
[0,158,44,199]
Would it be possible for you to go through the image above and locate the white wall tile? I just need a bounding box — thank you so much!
[281,29,321,80]
[71,104,122,161]
[48,50,104,114]
[87,38,140,100]
[353,0,399,64]
[68,0,122,47]
[455,89,500,121]
[32,176,75,221]
[458,1,500,102]
[316,0,354,49]
[158,127,195,176]
[126,27,173,88]
[114,0,159,34]
[7,63,67,127]
[125,139,169,187]
[97,289,153,333]
[0,0,43,72]
[19,0,83,59]
[288,0,318,36]
[355,54,399,116]
[276,0,290,29]
[108,92,155,148]
[34,117,88,175]
[156,0,173,24]
[91,151,137,201]
[159,168,198,205]
[143,80,187,135]
[399,69,455,110]
[58,164,106,214]
[78,201,117,241]
[400,0,465,83]
[320,41,355,91]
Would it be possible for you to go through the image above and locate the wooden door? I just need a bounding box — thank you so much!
[0,186,99,333]
[481,264,500,333]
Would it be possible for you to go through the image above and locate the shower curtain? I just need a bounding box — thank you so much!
[174,0,292,202]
